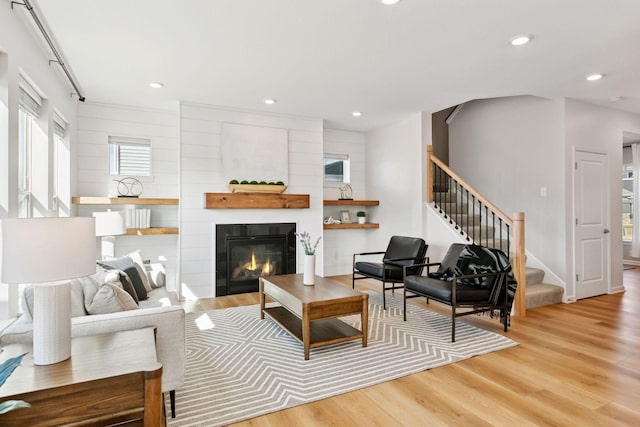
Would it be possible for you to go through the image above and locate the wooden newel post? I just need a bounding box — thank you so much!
[512,212,526,318]
[427,145,434,203]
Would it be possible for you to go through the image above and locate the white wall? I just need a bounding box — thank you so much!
[0,5,79,319]
[366,113,425,252]
[180,103,323,298]
[75,102,180,288]
[564,99,640,297]
[322,129,367,276]
[449,96,566,281]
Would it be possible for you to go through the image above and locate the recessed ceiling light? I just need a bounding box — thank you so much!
[380,0,401,5]
[148,82,164,89]
[510,35,531,46]
[609,96,623,102]
[264,99,277,105]
[352,111,363,117]
[586,73,603,81]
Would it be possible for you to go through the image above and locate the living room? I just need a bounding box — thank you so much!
[1,1,640,425]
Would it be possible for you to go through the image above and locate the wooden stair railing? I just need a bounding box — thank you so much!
[426,146,526,317]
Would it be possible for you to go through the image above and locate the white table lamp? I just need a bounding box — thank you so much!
[0,217,96,365]
[93,210,126,259]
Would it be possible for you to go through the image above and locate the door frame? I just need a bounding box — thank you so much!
[572,147,611,300]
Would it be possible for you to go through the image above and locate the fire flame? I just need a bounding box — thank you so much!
[263,259,272,275]
[246,252,257,271]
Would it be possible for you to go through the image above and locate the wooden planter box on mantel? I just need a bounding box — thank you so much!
[204,192,310,209]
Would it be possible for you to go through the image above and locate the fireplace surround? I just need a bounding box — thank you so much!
[215,223,296,296]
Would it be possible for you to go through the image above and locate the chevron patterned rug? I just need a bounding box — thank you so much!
[166,291,517,426]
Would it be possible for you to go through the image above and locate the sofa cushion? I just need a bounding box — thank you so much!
[98,257,148,300]
[20,280,87,321]
[92,266,139,305]
[145,263,166,288]
[126,250,152,292]
[85,283,138,314]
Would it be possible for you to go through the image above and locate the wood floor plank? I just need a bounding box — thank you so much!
[202,268,640,426]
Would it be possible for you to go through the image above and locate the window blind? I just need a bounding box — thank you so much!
[108,136,152,176]
[53,112,67,137]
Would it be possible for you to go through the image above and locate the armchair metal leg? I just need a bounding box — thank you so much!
[170,389,176,418]
[403,289,407,321]
[451,306,456,342]
[382,282,387,310]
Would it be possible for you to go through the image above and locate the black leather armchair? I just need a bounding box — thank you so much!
[403,243,516,342]
[352,236,428,309]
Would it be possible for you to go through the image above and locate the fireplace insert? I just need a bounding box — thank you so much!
[216,223,296,295]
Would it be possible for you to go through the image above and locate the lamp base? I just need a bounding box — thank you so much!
[33,281,71,365]
[101,235,116,260]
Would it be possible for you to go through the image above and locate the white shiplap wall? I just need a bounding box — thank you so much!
[76,102,180,289]
[180,103,324,298]
[322,129,369,276]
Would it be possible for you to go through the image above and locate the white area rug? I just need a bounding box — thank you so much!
[167,291,517,426]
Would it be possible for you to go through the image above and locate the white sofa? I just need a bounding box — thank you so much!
[0,266,186,418]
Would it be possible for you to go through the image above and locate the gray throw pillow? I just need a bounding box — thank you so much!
[98,256,148,300]
[86,283,138,315]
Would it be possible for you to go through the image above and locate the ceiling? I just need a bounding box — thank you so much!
[28,0,640,132]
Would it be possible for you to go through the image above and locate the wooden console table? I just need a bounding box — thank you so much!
[0,328,164,426]
[260,274,368,360]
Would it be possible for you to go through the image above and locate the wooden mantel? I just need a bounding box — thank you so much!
[204,192,310,209]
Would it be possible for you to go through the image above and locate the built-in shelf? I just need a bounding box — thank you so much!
[323,223,380,230]
[72,197,179,205]
[323,200,379,206]
[124,227,178,236]
[72,197,179,236]
[204,192,310,209]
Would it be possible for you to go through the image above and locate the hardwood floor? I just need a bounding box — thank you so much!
[182,271,640,426]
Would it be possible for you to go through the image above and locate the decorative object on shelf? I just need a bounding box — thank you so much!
[340,210,352,223]
[295,232,321,285]
[114,177,143,198]
[323,216,341,225]
[0,217,96,365]
[338,183,353,200]
[228,179,287,194]
[356,211,366,224]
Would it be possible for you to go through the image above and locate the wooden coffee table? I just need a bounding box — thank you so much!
[260,274,368,360]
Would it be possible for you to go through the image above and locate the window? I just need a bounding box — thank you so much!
[623,146,633,242]
[18,106,33,218]
[109,136,152,176]
[53,112,70,216]
[324,153,350,184]
[18,77,44,218]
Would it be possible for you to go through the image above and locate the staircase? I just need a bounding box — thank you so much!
[428,147,564,311]
[525,267,564,309]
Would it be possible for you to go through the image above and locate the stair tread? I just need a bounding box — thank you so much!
[525,283,564,309]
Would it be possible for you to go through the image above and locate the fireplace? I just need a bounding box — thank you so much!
[216,223,296,296]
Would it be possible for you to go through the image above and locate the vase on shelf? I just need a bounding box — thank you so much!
[303,254,315,285]
[358,217,366,224]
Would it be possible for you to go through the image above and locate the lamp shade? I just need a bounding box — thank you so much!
[93,211,126,237]
[0,217,96,284]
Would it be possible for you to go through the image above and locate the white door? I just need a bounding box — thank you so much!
[574,150,609,299]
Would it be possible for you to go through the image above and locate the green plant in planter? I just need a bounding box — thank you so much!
[356,211,366,217]
[229,179,239,184]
